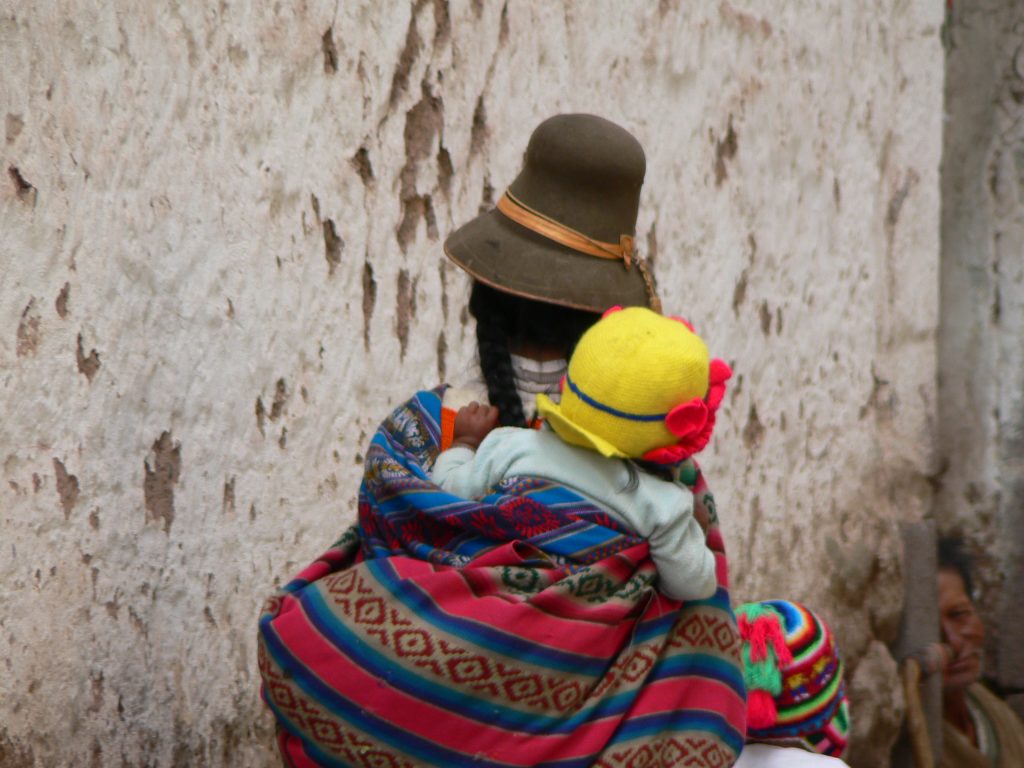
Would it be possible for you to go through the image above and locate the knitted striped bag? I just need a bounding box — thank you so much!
[258,388,746,767]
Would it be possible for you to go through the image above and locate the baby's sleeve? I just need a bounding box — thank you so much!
[643,482,717,601]
[431,445,486,497]
[430,429,520,499]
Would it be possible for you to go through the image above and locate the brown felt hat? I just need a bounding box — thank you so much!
[444,114,658,313]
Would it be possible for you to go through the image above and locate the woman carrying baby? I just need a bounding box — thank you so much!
[258,113,745,767]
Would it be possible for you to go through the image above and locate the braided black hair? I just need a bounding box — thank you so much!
[468,282,599,427]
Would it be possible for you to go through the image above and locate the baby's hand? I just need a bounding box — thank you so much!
[452,401,499,450]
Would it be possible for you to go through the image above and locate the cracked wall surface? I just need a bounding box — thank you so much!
[938,0,1024,718]
[1,1,943,766]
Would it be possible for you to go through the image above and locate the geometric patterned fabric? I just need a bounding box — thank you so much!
[258,388,747,766]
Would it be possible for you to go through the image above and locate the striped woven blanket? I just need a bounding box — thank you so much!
[258,389,746,767]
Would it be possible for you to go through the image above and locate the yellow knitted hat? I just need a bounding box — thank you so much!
[536,307,732,462]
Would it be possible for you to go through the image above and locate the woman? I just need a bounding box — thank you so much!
[937,536,1024,768]
[257,114,746,767]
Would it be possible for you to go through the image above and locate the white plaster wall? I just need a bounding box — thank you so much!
[661,6,945,762]
[1,1,944,766]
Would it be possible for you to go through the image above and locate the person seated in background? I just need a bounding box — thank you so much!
[937,536,1024,767]
[734,600,850,766]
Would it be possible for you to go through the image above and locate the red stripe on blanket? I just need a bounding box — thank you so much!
[268,596,631,764]
[386,554,647,651]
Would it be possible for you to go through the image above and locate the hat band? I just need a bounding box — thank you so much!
[497,191,635,266]
[565,373,666,422]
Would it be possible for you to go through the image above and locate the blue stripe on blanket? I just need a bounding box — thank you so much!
[261,618,514,768]
[266,608,708,768]
[296,586,650,735]
[367,557,610,674]
[653,653,746,699]
[610,708,745,755]
[270,586,742,754]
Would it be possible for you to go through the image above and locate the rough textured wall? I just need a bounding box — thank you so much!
[686,5,945,764]
[1,1,943,766]
[938,0,1024,717]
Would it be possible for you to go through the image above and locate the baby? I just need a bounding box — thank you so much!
[431,306,731,602]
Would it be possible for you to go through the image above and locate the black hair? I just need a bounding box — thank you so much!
[621,460,640,493]
[468,281,599,427]
[937,535,975,598]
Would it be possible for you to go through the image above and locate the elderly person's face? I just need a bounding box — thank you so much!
[937,567,985,690]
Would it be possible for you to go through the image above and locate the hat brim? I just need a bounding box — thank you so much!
[443,208,652,313]
[536,394,629,459]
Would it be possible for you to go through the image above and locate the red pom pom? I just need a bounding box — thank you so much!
[705,359,732,410]
[641,358,730,465]
[747,689,779,730]
[665,398,709,438]
[709,358,732,384]
[668,315,695,332]
[602,305,624,318]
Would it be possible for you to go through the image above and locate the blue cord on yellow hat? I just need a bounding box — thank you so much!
[536,306,732,463]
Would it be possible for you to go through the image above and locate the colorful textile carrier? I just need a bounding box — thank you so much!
[258,389,746,767]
